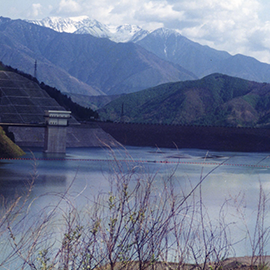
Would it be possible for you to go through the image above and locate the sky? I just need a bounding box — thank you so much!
[2,0,270,64]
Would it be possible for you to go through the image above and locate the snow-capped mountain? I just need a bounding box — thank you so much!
[28,16,88,33]
[107,24,149,42]
[27,16,149,42]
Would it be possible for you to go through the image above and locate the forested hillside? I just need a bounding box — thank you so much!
[98,73,270,128]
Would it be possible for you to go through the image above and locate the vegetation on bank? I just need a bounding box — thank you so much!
[0,149,269,269]
[0,126,24,158]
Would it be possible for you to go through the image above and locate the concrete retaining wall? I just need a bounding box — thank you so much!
[9,122,270,152]
[9,124,119,148]
[97,122,270,152]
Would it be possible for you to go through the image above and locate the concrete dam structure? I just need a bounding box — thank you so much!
[8,123,119,150]
[97,122,270,152]
[0,70,119,151]
[43,110,71,154]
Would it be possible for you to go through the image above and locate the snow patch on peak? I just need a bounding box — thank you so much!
[69,16,89,22]
[27,16,150,42]
[152,28,182,38]
[109,24,147,42]
[117,24,142,33]
[28,16,79,33]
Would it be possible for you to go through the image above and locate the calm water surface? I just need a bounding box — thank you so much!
[1,146,270,261]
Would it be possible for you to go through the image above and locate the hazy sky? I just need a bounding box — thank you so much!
[2,0,270,64]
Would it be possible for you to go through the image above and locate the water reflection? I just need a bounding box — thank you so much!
[0,146,270,263]
[36,175,66,186]
[42,152,67,159]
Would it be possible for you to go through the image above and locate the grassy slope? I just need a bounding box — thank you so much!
[0,126,25,158]
[98,73,270,127]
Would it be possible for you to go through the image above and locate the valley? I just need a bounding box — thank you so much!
[2,15,270,104]
[1,13,270,270]
[2,16,270,152]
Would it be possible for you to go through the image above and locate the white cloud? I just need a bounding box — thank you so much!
[26,3,43,18]
[141,1,183,20]
[167,0,270,61]
[55,0,82,15]
[242,21,270,63]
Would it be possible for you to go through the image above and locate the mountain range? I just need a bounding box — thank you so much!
[0,16,195,97]
[28,16,150,43]
[137,28,270,82]
[98,73,270,128]
[28,16,270,83]
[2,16,270,108]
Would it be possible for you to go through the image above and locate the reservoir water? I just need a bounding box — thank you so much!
[1,146,270,267]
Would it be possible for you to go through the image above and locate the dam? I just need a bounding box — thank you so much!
[43,110,71,154]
